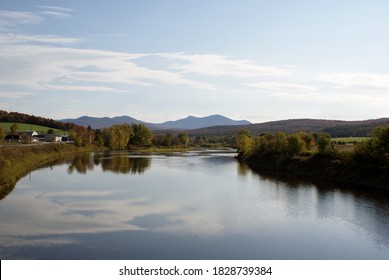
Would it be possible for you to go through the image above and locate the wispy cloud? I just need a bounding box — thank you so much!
[0,10,43,30]
[161,53,292,78]
[244,82,324,101]
[244,82,317,92]
[39,11,73,19]
[36,5,73,13]
[0,44,215,92]
[317,73,389,92]
[0,33,81,45]
[0,91,35,99]
[0,9,310,98]
[36,5,73,19]
[39,83,128,93]
[0,8,76,45]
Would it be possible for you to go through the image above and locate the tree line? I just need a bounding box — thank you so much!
[236,125,389,172]
[68,123,191,150]
[0,110,83,131]
[0,112,224,149]
[236,130,332,159]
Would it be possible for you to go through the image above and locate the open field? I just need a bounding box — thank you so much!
[0,122,66,134]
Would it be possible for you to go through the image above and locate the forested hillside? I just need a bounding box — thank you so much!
[0,110,80,131]
[188,118,389,137]
[2,110,388,140]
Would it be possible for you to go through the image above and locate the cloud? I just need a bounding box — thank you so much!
[0,91,35,99]
[39,83,128,93]
[0,9,292,95]
[0,10,43,30]
[160,53,292,78]
[0,44,214,92]
[0,33,81,45]
[35,5,73,13]
[37,5,73,19]
[0,7,73,32]
[0,8,77,45]
[317,73,389,92]
[243,82,324,101]
[244,82,317,92]
[39,11,73,19]
[1,6,388,121]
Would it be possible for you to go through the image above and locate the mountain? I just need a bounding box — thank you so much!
[187,118,389,137]
[60,115,389,137]
[60,114,252,130]
[156,115,251,130]
[61,115,145,129]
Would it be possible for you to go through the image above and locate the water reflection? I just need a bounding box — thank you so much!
[239,162,389,249]
[67,153,95,174]
[67,152,151,175]
[100,155,150,174]
[0,152,388,259]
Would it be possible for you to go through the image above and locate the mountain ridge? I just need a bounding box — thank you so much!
[186,117,389,137]
[60,114,252,130]
[60,115,389,137]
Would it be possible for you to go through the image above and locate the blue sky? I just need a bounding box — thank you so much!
[1,0,388,123]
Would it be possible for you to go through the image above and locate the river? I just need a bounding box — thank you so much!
[0,151,388,259]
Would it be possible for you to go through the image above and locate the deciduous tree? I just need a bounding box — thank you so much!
[236,129,255,158]
[10,123,19,133]
[129,124,153,147]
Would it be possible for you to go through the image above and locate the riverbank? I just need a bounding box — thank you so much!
[239,152,389,190]
[0,144,235,199]
[0,144,97,199]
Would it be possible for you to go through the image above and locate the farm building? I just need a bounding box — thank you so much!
[5,134,21,142]
[5,130,39,143]
[43,134,63,142]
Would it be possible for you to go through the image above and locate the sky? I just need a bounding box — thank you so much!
[1,0,389,123]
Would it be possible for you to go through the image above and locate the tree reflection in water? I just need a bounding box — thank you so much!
[67,153,94,174]
[67,152,151,175]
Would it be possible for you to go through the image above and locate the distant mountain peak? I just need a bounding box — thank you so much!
[60,114,252,130]
[154,114,251,130]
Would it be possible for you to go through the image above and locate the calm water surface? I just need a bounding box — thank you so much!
[0,151,388,259]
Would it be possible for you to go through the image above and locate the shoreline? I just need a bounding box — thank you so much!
[238,153,389,190]
[0,144,235,199]
[0,144,97,199]
[2,143,387,201]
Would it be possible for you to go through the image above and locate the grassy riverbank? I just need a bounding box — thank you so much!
[0,144,96,199]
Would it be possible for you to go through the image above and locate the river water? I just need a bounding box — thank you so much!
[0,151,388,259]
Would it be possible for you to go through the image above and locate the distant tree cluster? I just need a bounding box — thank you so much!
[152,133,235,148]
[236,129,324,160]
[323,126,374,137]
[152,132,190,148]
